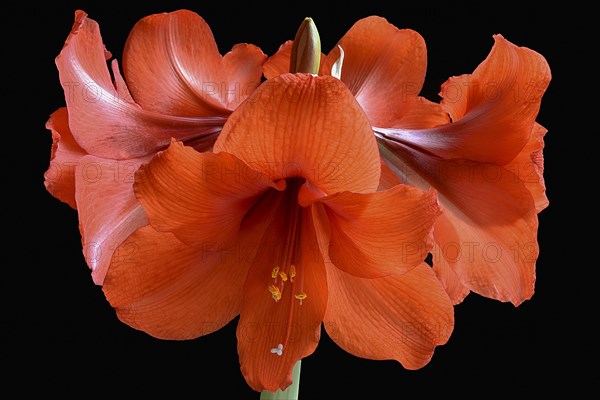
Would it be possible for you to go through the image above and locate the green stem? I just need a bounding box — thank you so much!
[259,360,302,400]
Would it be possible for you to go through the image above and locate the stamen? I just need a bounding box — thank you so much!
[294,292,307,305]
[270,343,284,356]
[267,179,309,349]
[268,285,282,302]
[271,266,280,279]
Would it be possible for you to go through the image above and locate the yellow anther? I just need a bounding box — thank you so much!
[268,285,282,302]
[279,271,288,282]
[294,293,307,300]
[289,265,296,282]
[271,266,280,279]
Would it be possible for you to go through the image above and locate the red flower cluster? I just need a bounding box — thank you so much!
[44,10,550,392]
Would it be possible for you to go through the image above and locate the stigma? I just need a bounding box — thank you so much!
[270,343,284,356]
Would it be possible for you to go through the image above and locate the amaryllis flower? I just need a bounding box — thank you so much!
[44,10,265,284]
[102,73,454,391]
[264,16,551,305]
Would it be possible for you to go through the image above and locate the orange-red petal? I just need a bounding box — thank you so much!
[379,158,469,303]
[43,108,86,209]
[319,186,440,278]
[223,43,267,110]
[263,40,293,79]
[237,209,327,392]
[330,16,427,127]
[103,185,282,339]
[505,123,548,212]
[381,142,538,305]
[431,243,470,305]
[123,9,225,116]
[75,155,149,285]
[56,11,225,159]
[123,10,264,116]
[214,74,380,194]
[323,262,453,369]
[134,141,279,249]
[433,203,537,306]
[376,35,551,165]
[387,97,450,129]
[377,156,403,191]
[103,227,241,339]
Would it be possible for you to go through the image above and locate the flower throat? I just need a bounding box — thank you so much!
[267,178,308,357]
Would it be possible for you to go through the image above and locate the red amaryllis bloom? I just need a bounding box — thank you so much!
[102,74,454,391]
[264,16,551,305]
[44,10,265,284]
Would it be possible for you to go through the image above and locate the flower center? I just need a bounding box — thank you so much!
[267,179,307,305]
[267,178,308,356]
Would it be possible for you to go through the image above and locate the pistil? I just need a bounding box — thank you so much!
[265,179,309,356]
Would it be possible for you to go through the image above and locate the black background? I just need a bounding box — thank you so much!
[4,0,584,397]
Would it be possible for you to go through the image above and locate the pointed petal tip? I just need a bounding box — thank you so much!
[491,33,551,79]
[510,287,535,307]
[429,32,551,164]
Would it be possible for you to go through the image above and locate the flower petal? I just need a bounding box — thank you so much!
[134,141,279,248]
[433,205,537,306]
[323,262,454,369]
[43,108,86,209]
[214,74,381,194]
[123,9,225,115]
[102,229,235,339]
[505,123,548,212]
[386,97,450,129]
[57,11,225,159]
[223,43,267,109]
[431,244,470,305]
[378,35,550,165]
[377,156,402,191]
[124,10,264,116]
[437,35,551,164]
[237,209,327,392]
[319,185,439,278]
[380,141,538,305]
[377,162,468,303]
[331,16,427,127]
[75,155,149,285]
[263,40,293,79]
[103,185,282,339]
